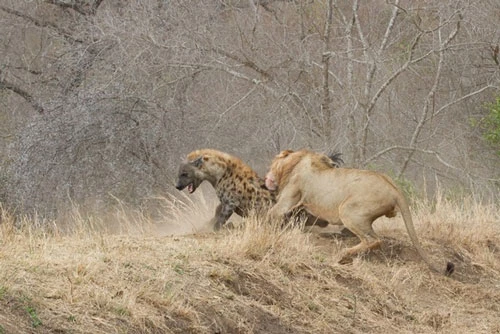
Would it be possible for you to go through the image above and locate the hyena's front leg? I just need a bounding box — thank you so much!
[211,203,235,231]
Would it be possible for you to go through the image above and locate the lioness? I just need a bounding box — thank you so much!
[265,149,453,275]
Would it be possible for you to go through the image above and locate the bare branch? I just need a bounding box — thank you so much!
[321,0,334,137]
[333,0,360,162]
[63,42,115,95]
[398,15,462,178]
[206,46,271,79]
[366,31,424,115]
[378,0,400,56]
[0,5,81,44]
[213,86,258,130]
[433,85,496,118]
[45,0,104,16]
[363,145,460,172]
[0,77,44,114]
[165,61,280,97]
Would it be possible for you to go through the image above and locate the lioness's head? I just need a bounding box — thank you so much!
[175,156,204,193]
[265,150,298,191]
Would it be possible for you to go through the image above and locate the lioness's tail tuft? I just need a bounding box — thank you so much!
[445,261,455,276]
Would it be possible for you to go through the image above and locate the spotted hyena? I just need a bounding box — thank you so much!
[175,149,343,230]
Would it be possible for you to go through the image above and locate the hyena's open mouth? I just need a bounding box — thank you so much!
[188,183,195,193]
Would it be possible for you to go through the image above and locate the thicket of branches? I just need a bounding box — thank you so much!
[0,0,499,214]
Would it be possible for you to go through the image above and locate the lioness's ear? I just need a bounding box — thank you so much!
[190,156,203,168]
[278,149,294,158]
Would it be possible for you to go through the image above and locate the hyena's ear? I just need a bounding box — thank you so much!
[190,156,204,168]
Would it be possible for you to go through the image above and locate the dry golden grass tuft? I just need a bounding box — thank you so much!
[0,190,499,333]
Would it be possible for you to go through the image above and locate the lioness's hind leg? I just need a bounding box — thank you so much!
[338,210,381,259]
[343,238,382,256]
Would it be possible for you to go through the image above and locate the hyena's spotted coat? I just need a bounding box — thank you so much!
[176,149,274,230]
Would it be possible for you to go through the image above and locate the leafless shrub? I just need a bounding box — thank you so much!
[0,0,498,215]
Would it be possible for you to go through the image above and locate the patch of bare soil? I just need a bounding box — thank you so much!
[0,297,38,334]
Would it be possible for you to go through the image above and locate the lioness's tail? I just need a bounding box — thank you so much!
[396,195,454,276]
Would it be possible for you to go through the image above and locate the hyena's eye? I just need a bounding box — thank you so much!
[180,172,188,177]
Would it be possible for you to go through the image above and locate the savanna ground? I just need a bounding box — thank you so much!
[0,187,499,334]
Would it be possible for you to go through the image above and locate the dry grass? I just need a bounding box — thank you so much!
[0,190,499,334]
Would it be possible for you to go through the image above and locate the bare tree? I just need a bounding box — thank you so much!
[0,0,498,215]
